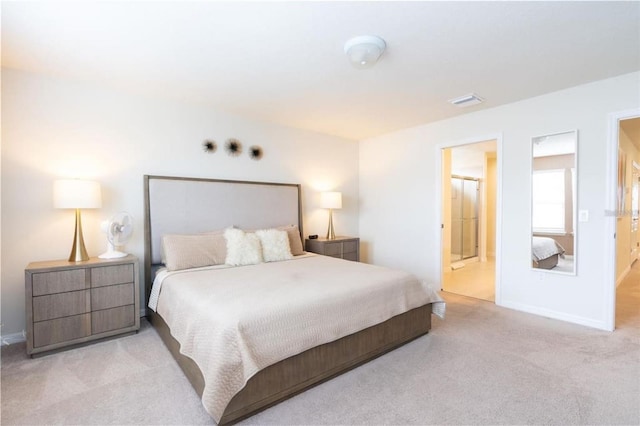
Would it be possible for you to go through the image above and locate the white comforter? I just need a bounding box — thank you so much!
[532,236,566,261]
[150,254,444,422]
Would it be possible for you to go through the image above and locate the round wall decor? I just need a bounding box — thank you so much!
[203,140,217,153]
[249,145,263,160]
[225,138,242,156]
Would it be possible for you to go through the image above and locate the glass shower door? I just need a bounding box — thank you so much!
[462,178,478,259]
[451,177,464,262]
[451,176,479,262]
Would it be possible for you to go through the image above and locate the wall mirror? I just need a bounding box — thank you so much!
[531,130,577,275]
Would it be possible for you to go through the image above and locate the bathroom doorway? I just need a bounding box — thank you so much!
[441,139,498,302]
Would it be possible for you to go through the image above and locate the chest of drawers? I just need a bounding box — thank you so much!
[25,255,139,356]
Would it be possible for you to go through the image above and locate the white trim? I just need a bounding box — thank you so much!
[606,108,640,332]
[1,331,26,345]
[500,299,609,331]
[435,133,503,305]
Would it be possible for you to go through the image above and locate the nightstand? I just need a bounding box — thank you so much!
[305,236,360,261]
[25,255,140,356]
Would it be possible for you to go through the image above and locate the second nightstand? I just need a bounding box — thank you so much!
[305,236,360,261]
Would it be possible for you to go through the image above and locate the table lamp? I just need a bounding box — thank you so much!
[321,191,342,240]
[54,179,102,262]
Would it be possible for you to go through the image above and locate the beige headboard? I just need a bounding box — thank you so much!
[143,175,302,304]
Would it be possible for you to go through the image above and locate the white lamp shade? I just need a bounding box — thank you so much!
[321,191,342,209]
[54,179,102,209]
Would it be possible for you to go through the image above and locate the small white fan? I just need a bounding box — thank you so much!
[99,212,134,259]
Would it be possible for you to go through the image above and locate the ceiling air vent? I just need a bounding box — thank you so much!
[448,93,484,108]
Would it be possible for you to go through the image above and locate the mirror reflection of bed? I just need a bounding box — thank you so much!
[532,236,574,273]
[531,130,577,275]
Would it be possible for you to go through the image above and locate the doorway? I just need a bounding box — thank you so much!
[630,161,639,262]
[440,139,499,302]
[616,117,640,285]
[607,111,640,330]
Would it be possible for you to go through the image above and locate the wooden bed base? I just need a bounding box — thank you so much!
[533,254,559,270]
[149,303,432,425]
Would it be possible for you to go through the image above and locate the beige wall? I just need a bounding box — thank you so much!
[441,148,452,272]
[359,72,639,330]
[486,156,497,257]
[616,126,640,282]
[1,69,360,337]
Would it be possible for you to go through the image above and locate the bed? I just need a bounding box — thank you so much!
[143,175,444,424]
[532,236,566,269]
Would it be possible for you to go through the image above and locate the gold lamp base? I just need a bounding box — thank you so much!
[68,208,90,262]
[326,208,336,240]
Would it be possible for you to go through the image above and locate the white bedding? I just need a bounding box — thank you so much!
[150,254,444,422]
[532,236,566,261]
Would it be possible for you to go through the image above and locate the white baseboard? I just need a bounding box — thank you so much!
[499,299,611,331]
[1,331,26,345]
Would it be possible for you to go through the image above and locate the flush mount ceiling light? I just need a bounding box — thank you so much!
[449,93,484,108]
[344,35,386,69]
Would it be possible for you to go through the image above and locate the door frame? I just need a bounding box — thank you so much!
[605,108,640,331]
[435,133,503,304]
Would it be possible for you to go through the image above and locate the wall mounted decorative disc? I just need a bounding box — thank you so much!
[203,140,217,153]
[225,138,242,156]
[249,145,263,160]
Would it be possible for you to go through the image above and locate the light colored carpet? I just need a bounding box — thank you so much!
[2,263,639,425]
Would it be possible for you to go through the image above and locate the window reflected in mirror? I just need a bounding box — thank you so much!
[531,130,577,275]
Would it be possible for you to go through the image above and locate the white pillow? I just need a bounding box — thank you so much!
[224,228,263,266]
[256,229,293,262]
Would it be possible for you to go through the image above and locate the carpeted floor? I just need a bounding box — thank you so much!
[2,263,639,425]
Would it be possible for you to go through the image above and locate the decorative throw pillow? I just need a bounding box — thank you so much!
[277,225,305,256]
[224,228,264,266]
[161,231,227,271]
[256,229,293,262]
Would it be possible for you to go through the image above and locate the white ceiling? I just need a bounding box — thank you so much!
[2,1,639,141]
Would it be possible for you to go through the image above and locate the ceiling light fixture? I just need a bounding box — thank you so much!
[449,93,484,107]
[344,35,386,69]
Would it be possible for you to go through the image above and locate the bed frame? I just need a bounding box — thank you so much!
[533,254,559,270]
[143,175,433,424]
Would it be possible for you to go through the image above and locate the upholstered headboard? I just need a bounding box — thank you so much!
[143,175,302,306]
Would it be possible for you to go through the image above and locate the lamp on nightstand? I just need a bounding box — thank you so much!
[321,191,342,240]
[54,179,102,262]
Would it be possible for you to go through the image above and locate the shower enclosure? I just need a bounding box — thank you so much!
[451,175,479,262]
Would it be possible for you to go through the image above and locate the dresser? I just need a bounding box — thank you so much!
[25,255,140,356]
[305,236,360,261]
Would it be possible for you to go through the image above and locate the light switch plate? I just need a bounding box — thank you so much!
[578,210,589,222]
